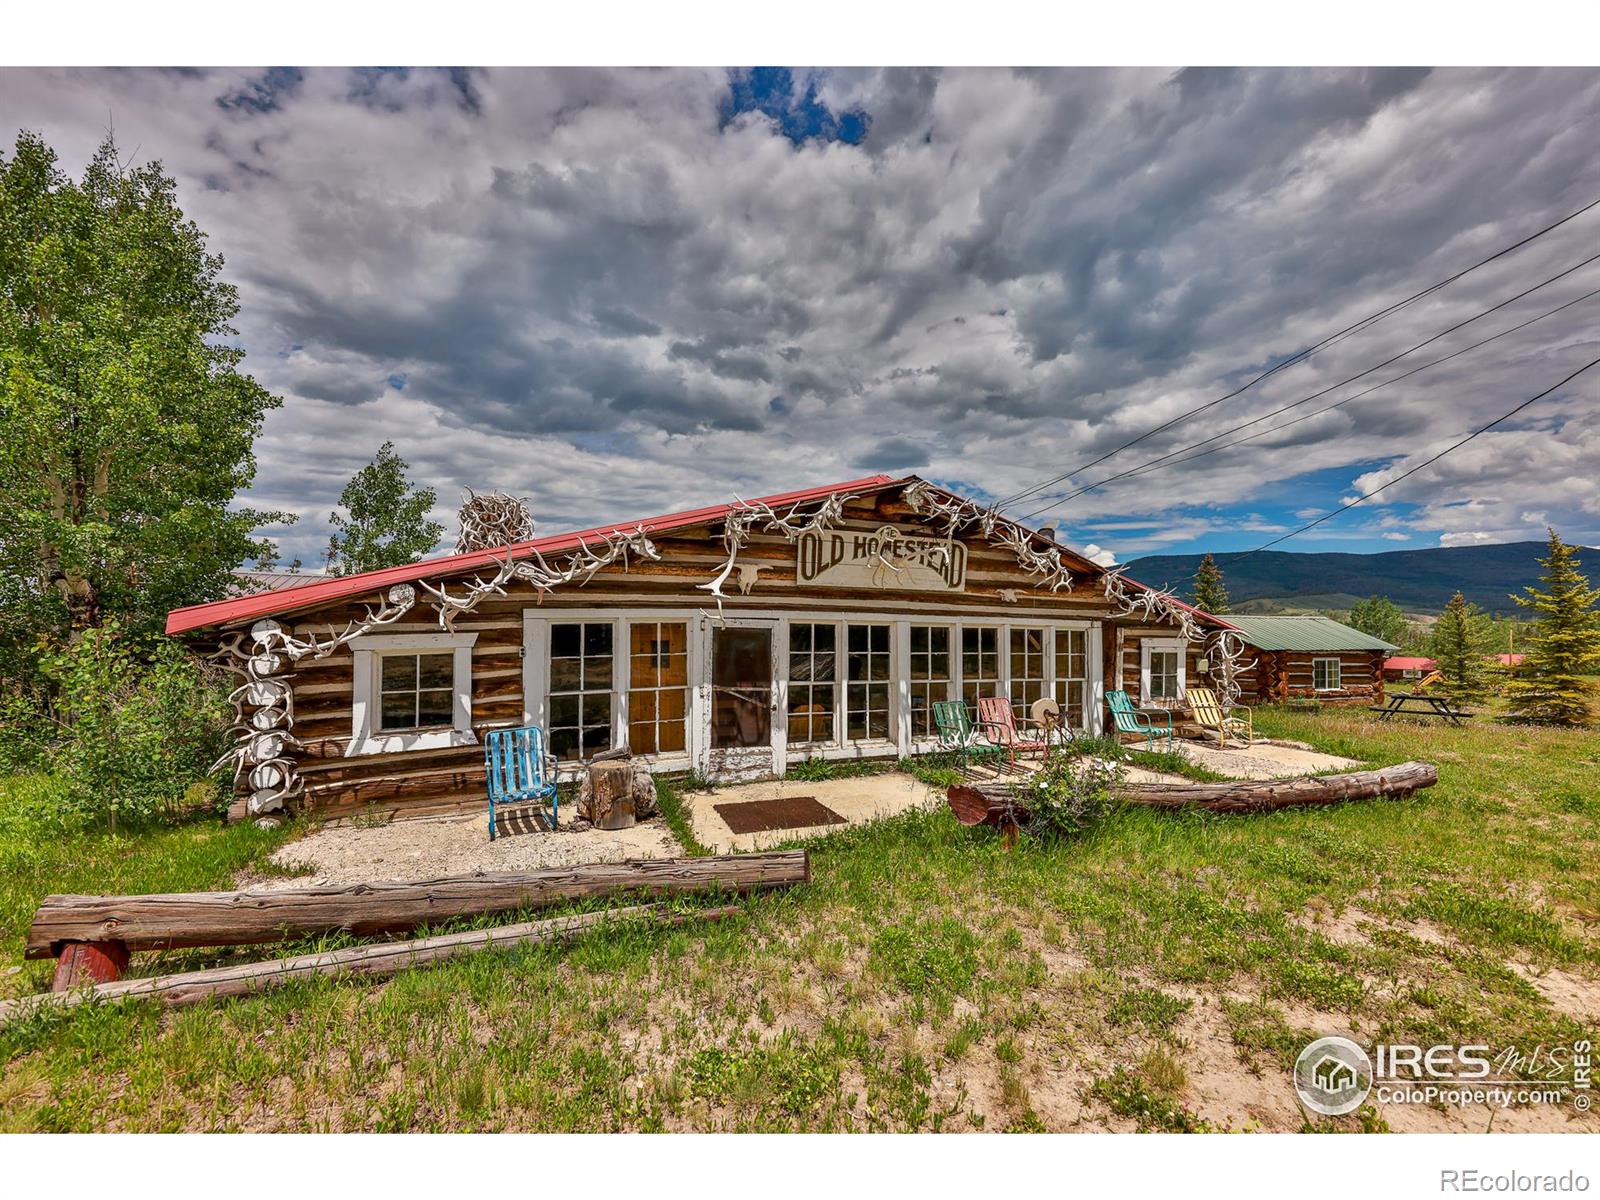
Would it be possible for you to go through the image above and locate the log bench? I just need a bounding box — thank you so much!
[948,760,1437,824]
[26,850,808,991]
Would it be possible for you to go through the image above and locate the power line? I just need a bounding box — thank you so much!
[1231,357,1600,560]
[1016,272,1600,521]
[1062,286,1600,497]
[996,194,1600,512]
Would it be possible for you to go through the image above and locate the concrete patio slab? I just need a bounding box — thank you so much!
[682,772,942,854]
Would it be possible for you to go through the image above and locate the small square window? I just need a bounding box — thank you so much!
[377,651,457,732]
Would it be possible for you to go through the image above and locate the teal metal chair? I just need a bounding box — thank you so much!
[932,699,1003,769]
[484,725,558,840]
[1106,689,1175,751]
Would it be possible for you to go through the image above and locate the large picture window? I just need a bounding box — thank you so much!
[961,626,999,713]
[1009,627,1046,719]
[908,625,951,738]
[1054,628,1088,729]
[788,623,837,744]
[550,621,614,761]
[628,621,688,754]
[846,623,891,740]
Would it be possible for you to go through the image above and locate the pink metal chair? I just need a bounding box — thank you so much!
[974,696,1050,772]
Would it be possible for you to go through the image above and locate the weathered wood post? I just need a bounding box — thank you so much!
[52,940,130,992]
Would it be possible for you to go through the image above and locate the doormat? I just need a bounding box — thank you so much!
[713,795,847,835]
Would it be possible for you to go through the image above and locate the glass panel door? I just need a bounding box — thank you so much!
[711,626,773,749]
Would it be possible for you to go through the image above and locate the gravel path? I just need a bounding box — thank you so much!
[1172,739,1362,780]
[250,813,684,888]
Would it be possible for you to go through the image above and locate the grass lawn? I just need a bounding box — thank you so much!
[1,708,1596,1132]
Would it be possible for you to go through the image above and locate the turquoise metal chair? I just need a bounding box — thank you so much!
[1105,689,1175,751]
[932,699,1002,769]
[484,725,558,840]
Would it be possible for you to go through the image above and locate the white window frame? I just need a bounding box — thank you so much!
[1140,637,1187,705]
[522,605,1107,776]
[1313,657,1343,692]
[347,631,477,757]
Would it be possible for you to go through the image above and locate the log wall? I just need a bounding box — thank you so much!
[1233,649,1387,706]
[200,489,1201,820]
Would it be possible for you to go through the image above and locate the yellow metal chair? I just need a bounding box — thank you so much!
[1186,686,1252,747]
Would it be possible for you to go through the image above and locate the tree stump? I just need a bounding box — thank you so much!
[577,751,659,830]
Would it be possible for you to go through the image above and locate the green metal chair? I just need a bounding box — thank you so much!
[932,699,1002,769]
[1105,689,1175,751]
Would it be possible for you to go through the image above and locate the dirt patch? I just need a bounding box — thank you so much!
[1290,901,1377,946]
[713,795,846,835]
[251,812,684,887]
[1174,990,1305,1131]
[1509,962,1600,1023]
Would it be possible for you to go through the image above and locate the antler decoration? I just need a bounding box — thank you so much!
[699,491,856,615]
[1209,629,1256,708]
[902,480,1073,592]
[210,583,418,816]
[1101,568,1203,642]
[455,487,537,553]
[422,527,661,630]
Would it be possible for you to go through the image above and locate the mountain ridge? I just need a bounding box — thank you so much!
[1121,541,1575,616]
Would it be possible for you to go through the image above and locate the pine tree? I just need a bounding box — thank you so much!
[1191,553,1229,613]
[1506,529,1600,725]
[1429,592,1491,704]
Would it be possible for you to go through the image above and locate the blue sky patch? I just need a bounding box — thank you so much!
[721,68,870,146]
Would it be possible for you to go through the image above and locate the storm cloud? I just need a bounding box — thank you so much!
[3,66,1596,565]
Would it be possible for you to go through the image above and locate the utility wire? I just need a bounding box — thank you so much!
[1230,357,1600,560]
[1060,285,1600,497]
[996,194,1600,512]
[1016,271,1600,520]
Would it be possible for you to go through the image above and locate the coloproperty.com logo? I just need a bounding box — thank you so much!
[1294,1036,1593,1116]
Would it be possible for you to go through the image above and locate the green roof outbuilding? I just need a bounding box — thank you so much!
[1219,614,1398,653]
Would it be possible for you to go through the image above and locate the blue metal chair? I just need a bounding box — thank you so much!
[1106,689,1175,752]
[484,725,559,840]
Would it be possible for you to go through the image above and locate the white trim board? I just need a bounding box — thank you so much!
[1139,636,1188,706]
[346,631,479,757]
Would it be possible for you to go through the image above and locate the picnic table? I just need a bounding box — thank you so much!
[1369,691,1473,726]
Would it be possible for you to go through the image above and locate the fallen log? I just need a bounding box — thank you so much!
[0,903,738,1026]
[948,760,1437,821]
[26,850,807,960]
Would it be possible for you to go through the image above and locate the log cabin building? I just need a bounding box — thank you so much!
[168,475,1237,823]
[1218,615,1396,706]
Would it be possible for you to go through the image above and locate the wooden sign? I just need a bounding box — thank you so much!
[796,525,967,591]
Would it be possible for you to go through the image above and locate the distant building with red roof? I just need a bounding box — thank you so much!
[1383,655,1437,681]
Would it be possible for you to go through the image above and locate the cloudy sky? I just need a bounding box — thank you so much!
[4,66,1597,568]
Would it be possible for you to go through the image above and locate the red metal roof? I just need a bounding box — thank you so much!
[1496,653,1526,666]
[166,471,1231,637]
[1384,656,1437,671]
[166,476,896,635]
